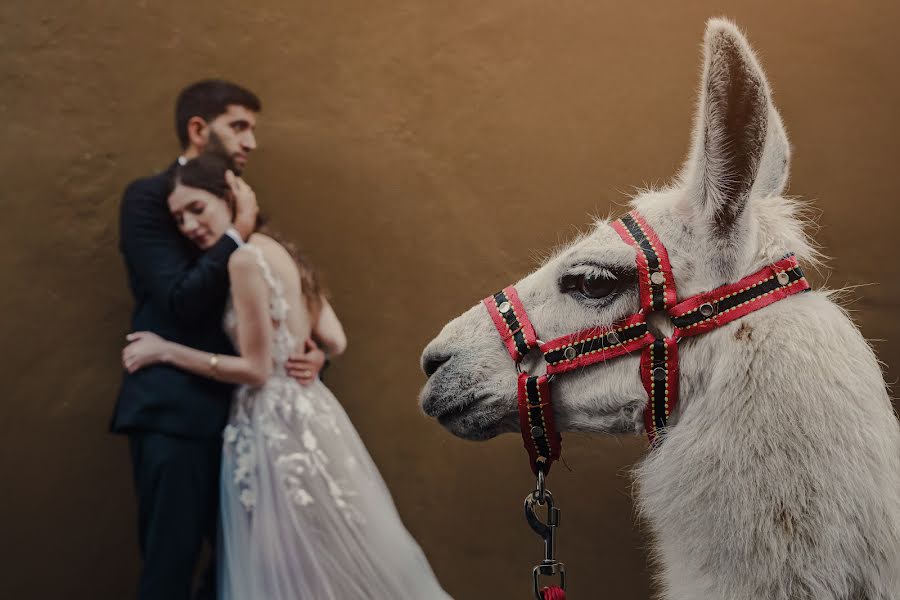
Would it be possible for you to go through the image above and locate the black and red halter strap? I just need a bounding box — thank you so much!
[540,313,653,375]
[670,253,808,338]
[484,209,811,470]
[485,288,561,475]
[612,212,677,312]
[484,286,539,362]
[640,337,679,442]
[611,210,680,444]
[517,373,561,476]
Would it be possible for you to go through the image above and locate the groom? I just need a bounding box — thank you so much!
[112,79,326,600]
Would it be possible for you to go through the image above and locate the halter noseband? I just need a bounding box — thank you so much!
[483,209,811,475]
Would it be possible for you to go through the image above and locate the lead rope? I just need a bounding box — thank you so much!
[541,586,567,600]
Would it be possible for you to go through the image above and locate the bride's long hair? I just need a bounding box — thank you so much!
[174,153,325,321]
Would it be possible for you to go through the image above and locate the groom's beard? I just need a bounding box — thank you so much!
[206,131,244,175]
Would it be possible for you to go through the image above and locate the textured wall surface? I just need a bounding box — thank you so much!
[2,1,898,598]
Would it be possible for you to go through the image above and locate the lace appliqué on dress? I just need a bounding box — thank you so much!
[223,404,257,511]
[222,244,362,524]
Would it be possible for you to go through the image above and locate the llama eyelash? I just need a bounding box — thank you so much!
[566,263,618,280]
[561,263,638,287]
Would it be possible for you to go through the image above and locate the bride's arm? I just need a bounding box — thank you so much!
[312,297,346,357]
[122,249,274,387]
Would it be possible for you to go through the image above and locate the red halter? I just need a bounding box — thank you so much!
[483,209,811,473]
[484,210,809,599]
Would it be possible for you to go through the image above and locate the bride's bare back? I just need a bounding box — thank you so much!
[235,233,345,357]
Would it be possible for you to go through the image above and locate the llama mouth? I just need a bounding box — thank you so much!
[420,385,509,441]
[436,407,508,441]
[419,387,484,420]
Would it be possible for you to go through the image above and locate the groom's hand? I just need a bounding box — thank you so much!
[122,331,172,374]
[287,338,326,385]
[226,170,259,240]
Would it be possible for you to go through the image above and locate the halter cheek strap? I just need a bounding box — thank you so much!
[612,212,678,311]
[640,337,679,441]
[612,210,679,444]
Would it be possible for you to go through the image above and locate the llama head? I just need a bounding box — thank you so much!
[420,19,809,441]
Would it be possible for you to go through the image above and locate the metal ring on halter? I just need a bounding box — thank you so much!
[515,340,548,376]
[535,340,557,383]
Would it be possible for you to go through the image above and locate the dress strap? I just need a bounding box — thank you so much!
[243,243,290,322]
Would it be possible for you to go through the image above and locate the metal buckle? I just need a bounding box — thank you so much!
[525,481,566,600]
[533,563,566,600]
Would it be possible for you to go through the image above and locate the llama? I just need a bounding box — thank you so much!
[419,18,900,600]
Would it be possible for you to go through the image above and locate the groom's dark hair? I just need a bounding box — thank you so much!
[175,79,262,149]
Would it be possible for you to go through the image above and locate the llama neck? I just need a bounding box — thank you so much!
[633,290,900,598]
[671,290,889,445]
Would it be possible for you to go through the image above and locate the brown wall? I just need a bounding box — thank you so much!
[2,1,898,598]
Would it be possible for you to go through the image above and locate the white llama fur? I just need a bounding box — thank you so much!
[419,18,900,599]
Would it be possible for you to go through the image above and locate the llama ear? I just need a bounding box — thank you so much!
[682,19,790,235]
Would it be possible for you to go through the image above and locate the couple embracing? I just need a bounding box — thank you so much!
[111,80,450,600]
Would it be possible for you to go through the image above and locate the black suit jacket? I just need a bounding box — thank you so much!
[111,162,238,438]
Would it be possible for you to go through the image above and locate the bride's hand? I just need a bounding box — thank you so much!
[122,332,172,373]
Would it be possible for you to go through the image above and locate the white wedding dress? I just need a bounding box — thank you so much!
[218,244,451,599]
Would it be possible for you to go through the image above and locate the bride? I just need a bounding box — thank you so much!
[122,153,451,600]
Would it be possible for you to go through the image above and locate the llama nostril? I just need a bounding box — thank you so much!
[423,354,450,377]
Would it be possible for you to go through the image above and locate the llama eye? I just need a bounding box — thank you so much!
[560,272,619,301]
[560,264,634,304]
[578,274,616,299]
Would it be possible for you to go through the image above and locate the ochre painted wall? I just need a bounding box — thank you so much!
[2,2,898,598]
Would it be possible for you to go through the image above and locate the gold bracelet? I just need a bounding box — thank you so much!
[209,354,220,377]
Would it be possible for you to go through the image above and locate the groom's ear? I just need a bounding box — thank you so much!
[186,116,210,150]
